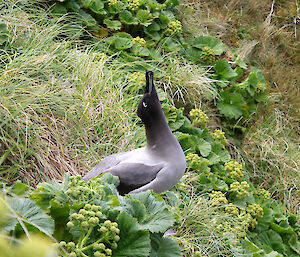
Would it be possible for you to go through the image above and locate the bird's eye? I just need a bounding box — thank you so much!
[143,102,147,108]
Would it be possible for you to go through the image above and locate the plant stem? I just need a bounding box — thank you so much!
[79,226,94,249]
[77,232,85,249]
[81,236,104,252]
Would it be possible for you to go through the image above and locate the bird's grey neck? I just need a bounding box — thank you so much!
[144,117,174,148]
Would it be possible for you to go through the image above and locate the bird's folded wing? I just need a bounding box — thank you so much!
[83,154,122,182]
[107,162,164,186]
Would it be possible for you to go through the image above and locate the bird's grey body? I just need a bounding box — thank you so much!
[83,71,186,194]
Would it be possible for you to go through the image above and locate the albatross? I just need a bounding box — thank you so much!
[83,71,186,194]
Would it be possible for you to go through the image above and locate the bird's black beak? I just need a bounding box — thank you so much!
[145,70,154,94]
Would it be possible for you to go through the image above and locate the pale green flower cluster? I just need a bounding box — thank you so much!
[189,109,209,127]
[200,46,215,64]
[60,205,120,257]
[128,0,141,11]
[247,204,264,219]
[222,211,257,238]
[108,0,119,7]
[225,160,244,181]
[210,129,227,146]
[66,176,103,202]
[127,72,145,94]
[225,203,239,216]
[209,191,228,206]
[166,20,182,36]
[193,251,207,257]
[230,181,250,199]
[93,53,107,62]
[255,83,265,93]
[257,188,271,199]
[245,213,258,229]
[186,153,201,170]
[67,204,103,230]
[132,36,146,47]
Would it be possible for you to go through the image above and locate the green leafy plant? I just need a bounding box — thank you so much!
[44,0,267,133]
[214,65,267,130]
[163,107,300,256]
[47,0,183,57]
[1,174,182,257]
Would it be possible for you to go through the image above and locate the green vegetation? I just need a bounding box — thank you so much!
[1,174,181,257]
[0,0,299,257]
[179,0,299,212]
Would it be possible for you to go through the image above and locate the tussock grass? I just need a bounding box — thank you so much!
[242,109,300,214]
[0,4,139,185]
[173,176,246,257]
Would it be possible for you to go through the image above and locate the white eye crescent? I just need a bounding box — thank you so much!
[143,102,147,108]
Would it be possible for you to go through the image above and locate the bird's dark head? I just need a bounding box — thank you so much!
[137,71,163,125]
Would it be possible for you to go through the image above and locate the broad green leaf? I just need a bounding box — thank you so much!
[147,21,161,31]
[254,230,285,254]
[234,55,248,69]
[167,0,179,6]
[214,59,238,80]
[137,10,153,26]
[168,118,185,131]
[288,233,300,254]
[114,212,150,257]
[119,10,138,25]
[257,207,274,230]
[242,238,265,254]
[11,182,29,196]
[150,233,182,257]
[176,133,196,153]
[5,198,54,235]
[130,191,175,233]
[163,37,181,52]
[288,214,298,226]
[132,45,150,57]
[162,191,181,207]
[229,196,247,209]
[192,35,226,55]
[185,46,201,62]
[82,0,93,8]
[114,32,133,50]
[65,1,80,11]
[218,150,231,163]
[104,19,121,30]
[30,174,69,211]
[159,11,175,23]
[100,173,119,186]
[196,138,211,157]
[270,221,294,234]
[217,92,245,119]
[122,198,147,223]
[248,67,266,86]
[90,1,106,15]
[211,178,228,191]
[198,175,214,192]
[207,152,220,165]
[144,27,161,41]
